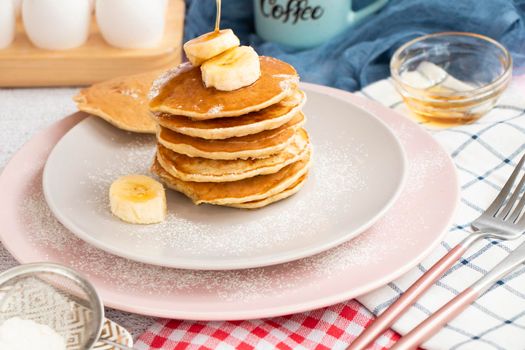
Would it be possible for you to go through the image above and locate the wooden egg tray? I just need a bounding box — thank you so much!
[0,0,185,87]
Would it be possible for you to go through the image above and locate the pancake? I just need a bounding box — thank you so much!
[156,128,310,182]
[74,70,160,134]
[229,174,307,209]
[151,150,311,206]
[154,89,306,140]
[149,56,299,119]
[157,112,305,160]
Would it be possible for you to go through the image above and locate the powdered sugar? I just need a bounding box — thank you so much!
[406,149,446,194]
[0,318,66,350]
[21,166,424,303]
[6,84,454,306]
[273,74,297,79]
[15,112,417,302]
[58,117,369,260]
[119,89,140,100]
[279,76,300,92]
[147,62,193,101]
[207,104,224,115]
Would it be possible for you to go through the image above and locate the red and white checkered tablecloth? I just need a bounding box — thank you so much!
[135,300,400,349]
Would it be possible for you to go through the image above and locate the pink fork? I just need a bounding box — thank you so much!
[391,237,525,349]
[348,153,525,350]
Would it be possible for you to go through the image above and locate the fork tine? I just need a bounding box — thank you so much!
[498,171,525,219]
[485,153,525,217]
[509,189,525,223]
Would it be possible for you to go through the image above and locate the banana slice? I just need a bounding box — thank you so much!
[109,175,167,224]
[201,46,261,91]
[183,29,240,66]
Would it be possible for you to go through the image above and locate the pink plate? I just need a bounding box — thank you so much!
[0,84,459,320]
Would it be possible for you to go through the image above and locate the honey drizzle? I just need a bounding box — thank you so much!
[215,0,221,32]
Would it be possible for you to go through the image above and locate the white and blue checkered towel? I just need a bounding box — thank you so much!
[356,74,525,349]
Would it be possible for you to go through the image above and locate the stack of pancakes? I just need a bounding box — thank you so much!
[148,56,312,209]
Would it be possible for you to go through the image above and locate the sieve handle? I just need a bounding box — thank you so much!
[100,339,135,350]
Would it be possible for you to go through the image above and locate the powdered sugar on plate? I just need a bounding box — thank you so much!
[40,83,410,271]
[0,85,459,318]
[70,118,369,259]
[27,113,417,303]
[22,163,427,303]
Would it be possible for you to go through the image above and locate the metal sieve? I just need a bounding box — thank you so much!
[0,263,133,350]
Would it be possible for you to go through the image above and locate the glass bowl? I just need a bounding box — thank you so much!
[390,32,512,126]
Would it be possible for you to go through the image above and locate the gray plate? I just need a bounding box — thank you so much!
[43,84,406,270]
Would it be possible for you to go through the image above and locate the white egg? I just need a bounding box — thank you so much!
[13,0,22,17]
[23,0,91,50]
[96,0,166,49]
[0,0,16,49]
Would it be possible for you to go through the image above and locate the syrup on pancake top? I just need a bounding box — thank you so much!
[148,56,299,119]
[149,0,298,119]
[146,8,312,210]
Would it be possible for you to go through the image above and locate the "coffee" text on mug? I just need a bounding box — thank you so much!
[259,0,324,24]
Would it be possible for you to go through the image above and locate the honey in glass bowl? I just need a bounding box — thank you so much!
[390,32,512,127]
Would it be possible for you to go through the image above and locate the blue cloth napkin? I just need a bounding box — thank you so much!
[184,0,525,91]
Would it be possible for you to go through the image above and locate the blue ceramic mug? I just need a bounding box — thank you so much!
[254,0,389,49]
